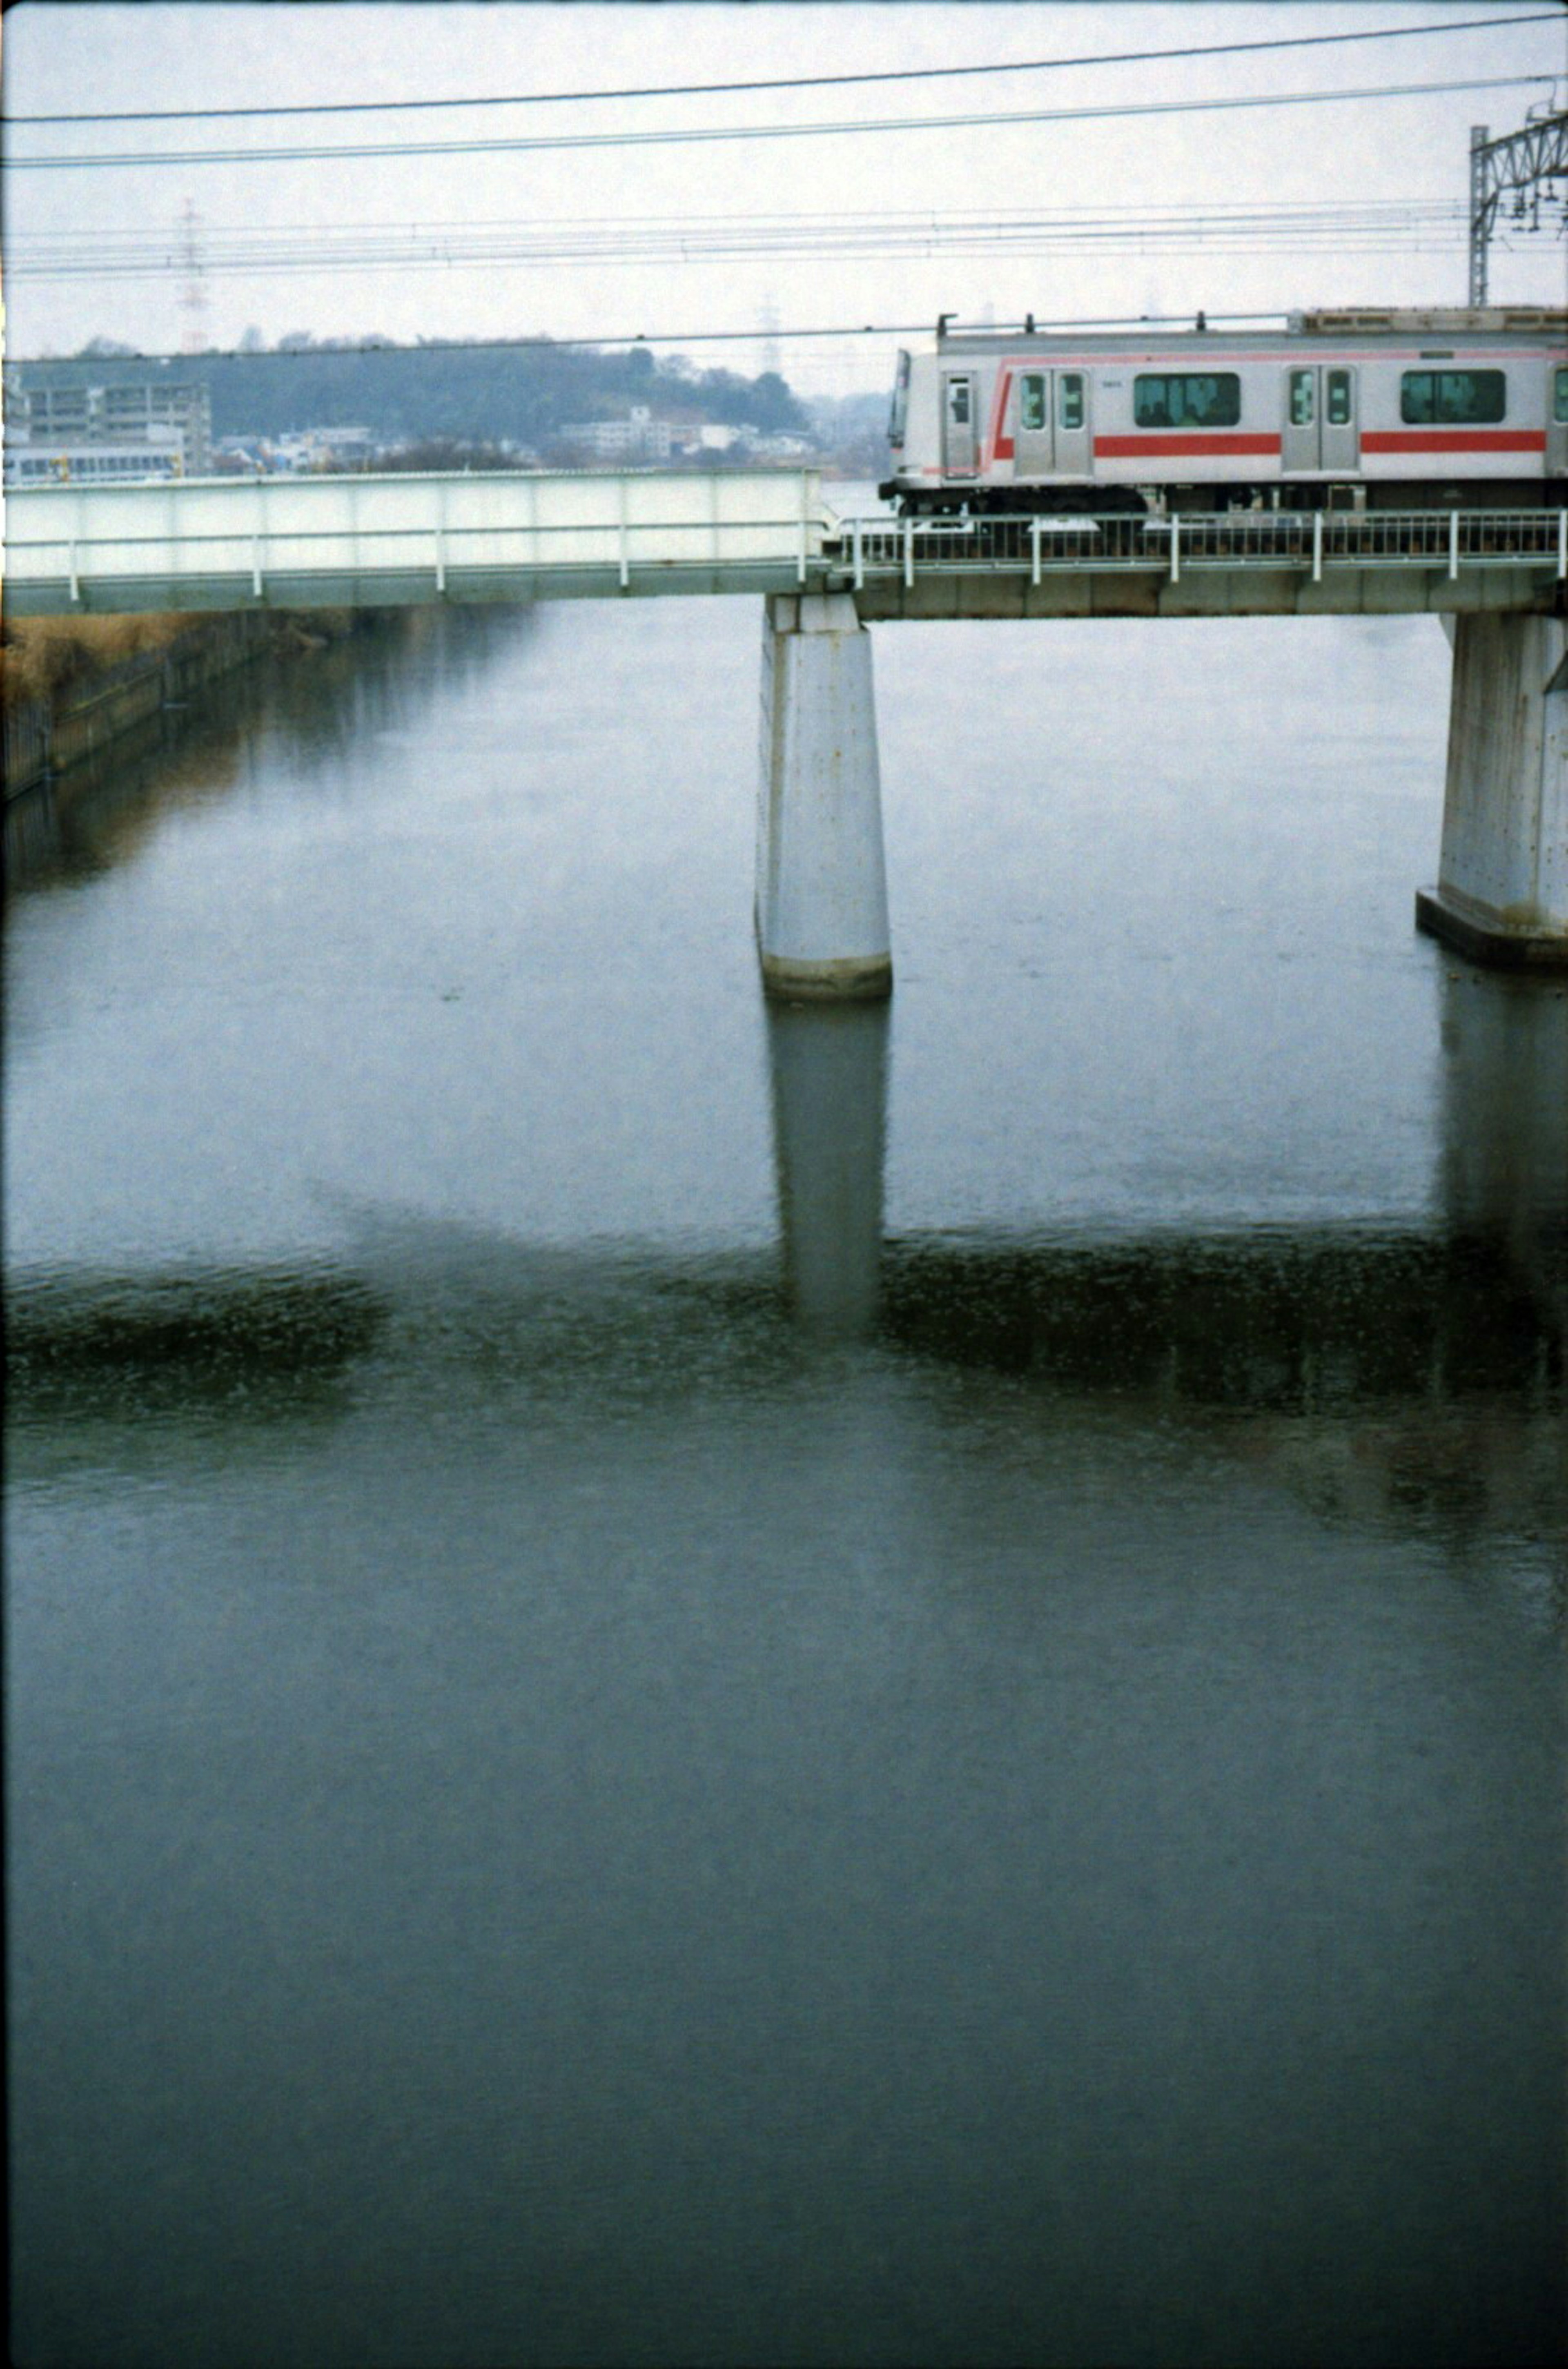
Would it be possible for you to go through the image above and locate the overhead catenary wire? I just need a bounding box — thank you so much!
[7,12,1557,125]
[4,199,1486,283]
[7,72,1561,171]
[5,313,1307,370]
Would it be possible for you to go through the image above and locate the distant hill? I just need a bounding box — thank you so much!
[193,337,811,450]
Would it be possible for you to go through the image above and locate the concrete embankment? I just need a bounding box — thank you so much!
[2,611,370,799]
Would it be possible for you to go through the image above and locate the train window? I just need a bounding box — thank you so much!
[1020,374,1048,432]
[1133,373,1241,428]
[1325,371,1352,426]
[947,379,971,426]
[1288,371,1314,427]
[1555,368,1568,424]
[1059,374,1085,430]
[1400,370,1506,425]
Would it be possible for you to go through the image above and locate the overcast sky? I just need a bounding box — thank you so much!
[2,2,1563,395]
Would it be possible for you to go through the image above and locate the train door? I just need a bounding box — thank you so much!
[942,372,978,475]
[1054,371,1091,477]
[1014,372,1051,476]
[1282,367,1320,472]
[1322,366,1359,472]
[1548,364,1568,479]
[1013,370,1092,482]
[1282,365,1359,475]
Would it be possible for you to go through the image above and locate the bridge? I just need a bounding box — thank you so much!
[5,467,1566,983]
[4,468,1565,616]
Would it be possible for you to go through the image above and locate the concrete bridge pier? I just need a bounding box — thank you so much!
[768,1000,889,1340]
[1417,613,1568,969]
[756,593,891,1000]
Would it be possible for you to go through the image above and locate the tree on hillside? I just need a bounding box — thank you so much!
[193,334,812,448]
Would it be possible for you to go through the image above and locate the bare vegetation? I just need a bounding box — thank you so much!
[1,608,365,716]
[1,613,201,714]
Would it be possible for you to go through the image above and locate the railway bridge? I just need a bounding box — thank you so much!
[5,467,1566,987]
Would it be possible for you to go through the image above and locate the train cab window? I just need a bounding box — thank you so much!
[1133,373,1241,428]
[1288,371,1314,427]
[1400,370,1506,425]
[947,379,971,426]
[1058,374,1085,430]
[1020,374,1048,432]
[1325,371,1353,426]
[1554,367,1568,424]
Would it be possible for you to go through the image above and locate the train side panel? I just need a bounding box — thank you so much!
[1357,353,1555,492]
[897,355,947,490]
[884,326,1567,510]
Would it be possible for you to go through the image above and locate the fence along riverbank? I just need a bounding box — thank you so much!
[2,611,382,800]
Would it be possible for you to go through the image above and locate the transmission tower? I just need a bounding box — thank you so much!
[1468,107,1568,306]
[177,197,211,354]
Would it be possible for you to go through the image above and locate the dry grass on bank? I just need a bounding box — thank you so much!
[1,613,200,713]
[1,608,364,715]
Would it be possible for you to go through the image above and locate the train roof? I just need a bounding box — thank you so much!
[931,307,1567,352]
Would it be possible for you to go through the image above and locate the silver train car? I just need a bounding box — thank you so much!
[880,308,1568,514]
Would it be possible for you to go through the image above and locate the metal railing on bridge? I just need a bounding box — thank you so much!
[1,468,827,616]
[824,504,1568,593]
[4,466,1564,617]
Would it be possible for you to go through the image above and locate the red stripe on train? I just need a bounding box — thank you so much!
[1093,434,1281,458]
[1360,430,1546,454]
[988,370,1014,468]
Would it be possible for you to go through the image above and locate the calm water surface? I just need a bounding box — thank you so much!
[6,585,1565,2369]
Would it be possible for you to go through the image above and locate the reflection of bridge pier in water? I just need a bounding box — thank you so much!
[765,999,889,1341]
[757,950,1563,1554]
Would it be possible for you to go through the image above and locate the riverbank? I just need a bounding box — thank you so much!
[2,610,377,798]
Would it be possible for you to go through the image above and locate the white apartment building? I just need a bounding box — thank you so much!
[4,363,212,474]
[560,406,675,462]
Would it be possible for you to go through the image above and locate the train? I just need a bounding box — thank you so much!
[879,308,1568,515]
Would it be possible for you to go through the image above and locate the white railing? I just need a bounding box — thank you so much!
[2,467,826,614]
[824,506,1568,591]
[6,470,1562,615]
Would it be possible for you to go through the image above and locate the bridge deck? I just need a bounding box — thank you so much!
[2,468,826,615]
[3,467,1564,619]
[832,505,1568,620]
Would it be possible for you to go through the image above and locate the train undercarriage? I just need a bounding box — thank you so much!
[880,478,1563,518]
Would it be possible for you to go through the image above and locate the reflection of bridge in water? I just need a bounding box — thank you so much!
[9,987,1564,1557]
[7,471,1566,981]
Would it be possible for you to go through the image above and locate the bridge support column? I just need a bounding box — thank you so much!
[768,1001,889,1340]
[756,593,891,1000]
[1417,613,1568,969]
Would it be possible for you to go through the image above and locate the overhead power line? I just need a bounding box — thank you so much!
[7,72,1559,170]
[5,314,1299,370]
[4,200,1481,284]
[6,12,1556,125]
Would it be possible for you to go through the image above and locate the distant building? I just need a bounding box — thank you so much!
[559,406,675,462]
[265,425,381,472]
[4,423,187,488]
[694,423,753,454]
[309,425,377,463]
[4,358,212,474]
[212,437,275,474]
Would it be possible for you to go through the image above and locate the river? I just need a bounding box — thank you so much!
[6,577,1564,2368]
